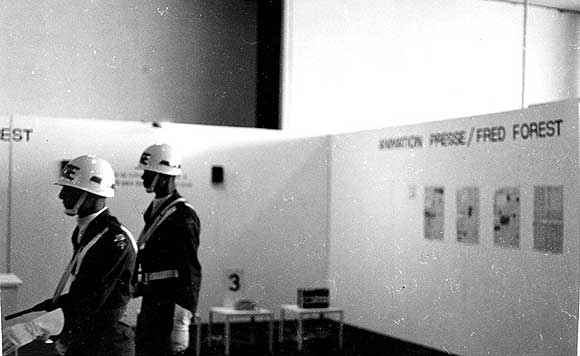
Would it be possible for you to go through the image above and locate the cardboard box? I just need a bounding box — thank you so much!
[297,288,329,308]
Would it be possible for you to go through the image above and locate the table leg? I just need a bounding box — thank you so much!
[297,315,303,351]
[338,311,344,349]
[249,316,256,344]
[207,311,213,347]
[278,309,285,342]
[225,317,231,356]
[268,315,274,354]
[195,314,201,356]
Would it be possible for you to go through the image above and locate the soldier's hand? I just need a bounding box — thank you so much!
[170,304,192,352]
[34,309,65,340]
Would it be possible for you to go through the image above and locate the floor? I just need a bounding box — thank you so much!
[19,320,456,356]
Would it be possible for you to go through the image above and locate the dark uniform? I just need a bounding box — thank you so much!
[135,191,201,356]
[54,209,137,356]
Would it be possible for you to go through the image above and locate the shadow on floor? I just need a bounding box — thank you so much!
[19,320,456,356]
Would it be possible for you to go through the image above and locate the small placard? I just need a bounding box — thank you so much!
[223,268,245,308]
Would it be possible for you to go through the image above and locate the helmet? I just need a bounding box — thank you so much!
[136,144,182,176]
[55,155,116,198]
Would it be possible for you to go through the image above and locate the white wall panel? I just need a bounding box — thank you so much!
[328,99,579,355]
[0,116,10,273]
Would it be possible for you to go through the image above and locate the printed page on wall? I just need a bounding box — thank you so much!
[456,186,479,244]
[493,187,520,248]
[533,186,563,254]
[424,186,444,240]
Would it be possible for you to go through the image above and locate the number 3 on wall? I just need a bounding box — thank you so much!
[228,273,241,291]
[223,268,245,307]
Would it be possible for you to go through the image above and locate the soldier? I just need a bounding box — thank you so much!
[3,155,137,356]
[54,155,137,355]
[133,144,202,356]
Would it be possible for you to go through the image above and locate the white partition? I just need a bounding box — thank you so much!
[0,115,20,329]
[8,116,329,321]
[328,99,579,355]
[0,116,10,273]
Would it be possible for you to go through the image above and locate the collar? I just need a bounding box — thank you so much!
[151,192,177,215]
[153,193,172,205]
[151,194,171,213]
[76,207,108,243]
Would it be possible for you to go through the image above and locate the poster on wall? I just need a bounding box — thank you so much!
[493,187,520,248]
[533,186,564,254]
[424,186,444,240]
[456,187,479,244]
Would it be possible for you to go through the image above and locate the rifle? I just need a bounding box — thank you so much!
[4,299,56,321]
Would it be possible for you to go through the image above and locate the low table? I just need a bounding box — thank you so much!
[207,306,274,355]
[279,304,344,351]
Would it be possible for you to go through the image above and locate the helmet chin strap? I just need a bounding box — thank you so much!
[65,191,87,216]
[145,173,159,193]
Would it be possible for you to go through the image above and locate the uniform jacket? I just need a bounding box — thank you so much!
[136,191,201,313]
[55,209,137,348]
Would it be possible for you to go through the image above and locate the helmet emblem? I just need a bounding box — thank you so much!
[63,165,80,182]
[140,152,151,166]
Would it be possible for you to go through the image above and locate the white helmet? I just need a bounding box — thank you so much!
[55,155,116,198]
[136,144,182,176]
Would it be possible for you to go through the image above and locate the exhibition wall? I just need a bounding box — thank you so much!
[282,0,579,134]
[328,99,579,355]
[1,116,329,322]
[2,100,579,355]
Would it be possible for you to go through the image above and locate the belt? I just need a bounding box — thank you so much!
[140,269,179,284]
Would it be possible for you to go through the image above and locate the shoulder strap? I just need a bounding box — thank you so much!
[53,227,109,300]
[120,225,138,253]
[137,198,186,249]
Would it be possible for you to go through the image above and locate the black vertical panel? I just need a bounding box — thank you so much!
[256,0,283,129]
[211,165,224,184]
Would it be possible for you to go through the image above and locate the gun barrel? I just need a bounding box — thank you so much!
[3,300,50,320]
[4,308,35,320]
